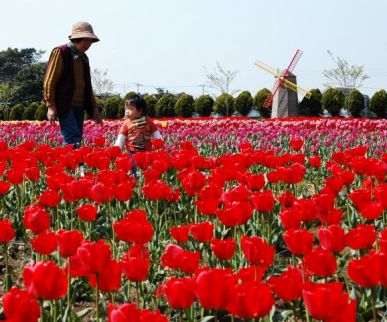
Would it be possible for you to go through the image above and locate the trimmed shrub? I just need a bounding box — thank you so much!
[155,93,177,117]
[0,105,11,120]
[194,95,214,116]
[175,93,194,117]
[104,96,121,119]
[344,89,364,117]
[322,88,345,116]
[34,104,47,121]
[143,95,157,118]
[9,104,24,120]
[214,93,234,116]
[234,91,253,116]
[299,88,322,116]
[253,88,271,118]
[369,90,387,118]
[22,102,40,120]
[123,91,137,100]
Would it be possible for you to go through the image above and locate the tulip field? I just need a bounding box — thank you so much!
[0,117,386,322]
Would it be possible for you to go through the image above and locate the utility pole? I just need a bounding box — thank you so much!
[134,83,142,94]
[200,84,205,95]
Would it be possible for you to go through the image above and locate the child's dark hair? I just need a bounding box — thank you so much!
[126,94,147,116]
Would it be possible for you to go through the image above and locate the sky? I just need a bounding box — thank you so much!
[1,0,386,98]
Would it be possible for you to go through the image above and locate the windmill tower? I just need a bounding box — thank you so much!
[255,49,311,118]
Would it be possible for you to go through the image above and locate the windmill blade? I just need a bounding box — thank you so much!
[285,49,303,75]
[255,61,281,78]
[264,79,280,108]
[282,78,312,98]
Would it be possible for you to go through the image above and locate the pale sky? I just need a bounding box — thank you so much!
[1,0,386,97]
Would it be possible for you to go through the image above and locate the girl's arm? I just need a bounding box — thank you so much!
[115,134,126,149]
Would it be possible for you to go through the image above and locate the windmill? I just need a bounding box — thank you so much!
[255,49,312,117]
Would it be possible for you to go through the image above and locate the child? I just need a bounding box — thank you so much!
[115,94,162,175]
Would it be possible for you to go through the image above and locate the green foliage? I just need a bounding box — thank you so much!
[344,89,364,117]
[322,88,345,116]
[143,95,157,118]
[369,90,387,118]
[213,93,234,116]
[103,96,121,119]
[194,95,214,116]
[234,91,253,116]
[175,93,194,117]
[22,102,40,120]
[155,93,177,117]
[9,104,25,120]
[0,48,43,83]
[253,88,271,118]
[11,63,46,103]
[299,88,322,116]
[0,105,11,120]
[34,103,47,121]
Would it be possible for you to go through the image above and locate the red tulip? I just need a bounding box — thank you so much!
[348,252,383,288]
[89,182,113,203]
[276,191,297,208]
[56,229,84,258]
[23,205,51,234]
[30,231,57,255]
[317,225,345,253]
[210,237,236,260]
[122,244,150,282]
[358,201,384,220]
[114,181,133,202]
[268,266,303,301]
[303,247,337,277]
[23,261,67,300]
[6,168,24,184]
[76,240,112,274]
[308,155,321,168]
[189,221,214,243]
[345,224,376,250]
[302,282,351,321]
[170,224,191,243]
[226,281,274,319]
[114,209,154,244]
[76,204,98,222]
[88,259,122,292]
[181,170,207,196]
[279,208,302,230]
[0,180,10,195]
[161,244,200,274]
[37,189,61,207]
[160,277,196,309]
[251,190,275,213]
[0,219,15,243]
[283,228,314,256]
[245,173,265,191]
[194,268,236,310]
[241,236,274,267]
[108,303,140,322]
[216,202,253,227]
[140,309,169,322]
[2,287,41,322]
[289,138,303,151]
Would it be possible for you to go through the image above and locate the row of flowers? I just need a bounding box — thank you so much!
[0,118,386,321]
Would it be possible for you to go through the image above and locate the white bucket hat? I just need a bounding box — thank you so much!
[69,21,99,42]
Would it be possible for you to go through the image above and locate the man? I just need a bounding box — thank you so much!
[43,21,102,149]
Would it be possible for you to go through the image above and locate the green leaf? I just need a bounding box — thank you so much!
[76,308,93,318]
[200,316,215,322]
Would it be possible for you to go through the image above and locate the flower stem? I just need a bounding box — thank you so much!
[3,243,9,292]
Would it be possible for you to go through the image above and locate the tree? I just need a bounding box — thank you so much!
[344,89,364,117]
[253,88,271,118]
[194,95,214,116]
[0,48,44,83]
[91,68,114,97]
[322,50,369,93]
[175,93,194,117]
[205,62,239,96]
[369,90,387,118]
[155,93,177,117]
[213,93,234,116]
[0,83,15,117]
[234,91,253,116]
[299,88,322,116]
[321,88,345,116]
[12,63,46,103]
[143,95,157,117]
